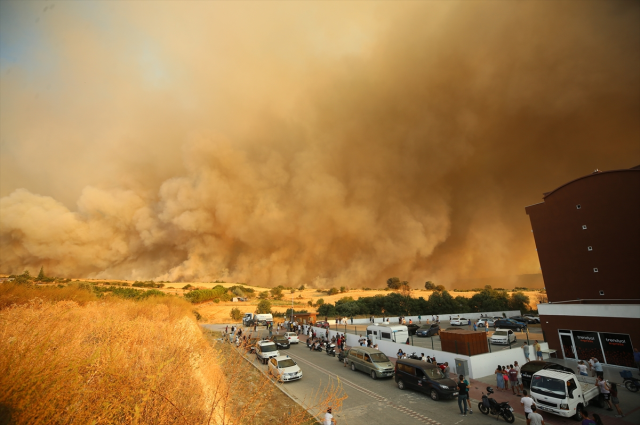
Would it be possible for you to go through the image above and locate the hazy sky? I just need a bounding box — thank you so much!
[1,1,639,287]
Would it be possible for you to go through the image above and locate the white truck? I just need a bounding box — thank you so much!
[530,369,601,420]
[366,324,409,344]
[243,313,273,327]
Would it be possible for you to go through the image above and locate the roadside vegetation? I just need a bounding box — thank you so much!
[0,281,337,424]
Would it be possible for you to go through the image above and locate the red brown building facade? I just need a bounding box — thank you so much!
[525,166,640,368]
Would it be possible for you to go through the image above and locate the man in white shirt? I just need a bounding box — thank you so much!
[514,361,523,393]
[526,405,545,425]
[421,353,427,362]
[521,389,535,419]
[324,407,336,425]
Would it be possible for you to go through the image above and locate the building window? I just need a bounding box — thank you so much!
[593,268,599,272]
[582,225,587,230]
[576,204,581,209]
[588,246,593,251]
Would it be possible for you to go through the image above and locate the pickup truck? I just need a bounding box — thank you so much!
[530,369,600,421]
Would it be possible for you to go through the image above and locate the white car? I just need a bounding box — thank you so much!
[477,318,495,328]
[256,340,280,364]
[283,332,299,344]
[490,328,517,345]
[450,317,469,326]
[268,355,303,382]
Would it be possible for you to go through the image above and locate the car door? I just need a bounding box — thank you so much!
[398,363,418,389]
[508,330,514,342]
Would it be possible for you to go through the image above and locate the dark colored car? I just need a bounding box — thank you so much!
[395,358,458,400]
[407,324,420,336]
[415,323,441,337]
[493,319,528,332]
[510,316,537,324]
[271,335,291,349]
[520,361,575,388]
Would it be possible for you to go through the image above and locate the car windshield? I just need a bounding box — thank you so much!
[370,353,389,362]
[428,367,446,380]
[261,345,278,352]
[531,376,566,399]
[278,359,297,368]
[493,331,507,336]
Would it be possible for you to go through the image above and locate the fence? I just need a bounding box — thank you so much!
[324,310,522,325]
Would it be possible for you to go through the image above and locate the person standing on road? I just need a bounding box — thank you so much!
[515,361,524,394]
[526,405,545,425]
[324,407,336,425]
[596,376,613,411]
[588,357,596,377]
[509,365,520,396]
[577,361,588,376]
[418,314,422,324]
[610,382,624,418]
[462,375,473,413]
[534,340,542,361]
[496,365,505,390]
[457,375,469,416]
[521,390,535,419]
[473,321,477,332]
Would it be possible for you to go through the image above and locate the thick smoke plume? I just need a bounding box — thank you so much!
[1,2,639,287]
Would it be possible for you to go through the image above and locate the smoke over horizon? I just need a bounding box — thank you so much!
[1,2,639,288]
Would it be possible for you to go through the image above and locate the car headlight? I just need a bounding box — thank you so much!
[560,404,569,410]
[440,385,449,389]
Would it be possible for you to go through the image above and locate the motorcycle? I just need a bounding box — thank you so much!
[478,387,515,423]
[326,343,336,356]
[406,352,421,360]
[621,370,639,392]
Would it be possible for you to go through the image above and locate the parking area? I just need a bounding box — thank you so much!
[321,320,545,354]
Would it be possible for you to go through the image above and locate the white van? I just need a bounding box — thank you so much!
[366,324,409,344]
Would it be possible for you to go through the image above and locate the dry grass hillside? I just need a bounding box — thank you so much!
[0,283,332,425]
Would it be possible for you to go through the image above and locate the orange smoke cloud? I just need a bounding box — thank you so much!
[1,1,639,286]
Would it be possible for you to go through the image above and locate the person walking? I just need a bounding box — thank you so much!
[457,375,469,416]
[463,375,473,413]
[526,405,545,425]
[418,314,422,324]
[521,342,530,361]
[521,390,535,419]
[496,365,505,390]
[502,366,510,391]
[509,364,521,396]
[596,376,613,411]
[610,382,624,417]
[534,340,542,361]
[323,407,336,425]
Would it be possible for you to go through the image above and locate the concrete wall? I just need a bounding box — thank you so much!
[468,345,527,380]
[325,310,522,325]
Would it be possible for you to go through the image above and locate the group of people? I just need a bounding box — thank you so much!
[521,340,544,362]
[495,362,524,394]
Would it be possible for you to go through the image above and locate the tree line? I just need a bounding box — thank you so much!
[317,285,531,317]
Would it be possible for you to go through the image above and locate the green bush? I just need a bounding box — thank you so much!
[184,287,227,303]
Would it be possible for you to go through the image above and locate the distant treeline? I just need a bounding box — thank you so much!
[317,286,531,317]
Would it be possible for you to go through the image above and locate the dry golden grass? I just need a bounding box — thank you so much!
[0,282,98,309]
[0,284,346,424]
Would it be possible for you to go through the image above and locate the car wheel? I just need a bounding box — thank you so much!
[397,380,405,390]
[351,362,356,371]
[371,370,377,380]
[573,405,583,422]
[625,381,639,392]
[430,389,440,401]
[514,336,517,342]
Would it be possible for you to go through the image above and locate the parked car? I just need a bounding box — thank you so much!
[271,335,291,349]
[283,332,299,344]
[345,347,395,379]
[314,321,330,329]
[524,315,540,323]
[395,358,459,401]
[450,317,469,326]
[268,355,303,382]
[510,316,537,324]
[256,340,280,364]
[520,361,575,388]
[415,323,440,337]
[476,318,496,328]
[406,324,420,336]
[490,329,517,345]
[493,319,527,332]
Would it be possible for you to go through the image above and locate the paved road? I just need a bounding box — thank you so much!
[204,324,638,425]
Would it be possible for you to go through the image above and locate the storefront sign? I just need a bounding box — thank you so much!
[572,330,604,362]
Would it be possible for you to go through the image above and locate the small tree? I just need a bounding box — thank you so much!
[316,298,325,306]
[424,281,436,290]
[298,284,306,291]
[307,300,313,307]
[290,289,296,294]
[339,286,347,293]
[327,288,339,295]
[230,307,243,322]
[386,277,401,290]
[435,285,445,292]
[270,287,284,300]
[232,287,244,297]
[259,291,269,299]
[36,267,45,281]
[256,300,272,314]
